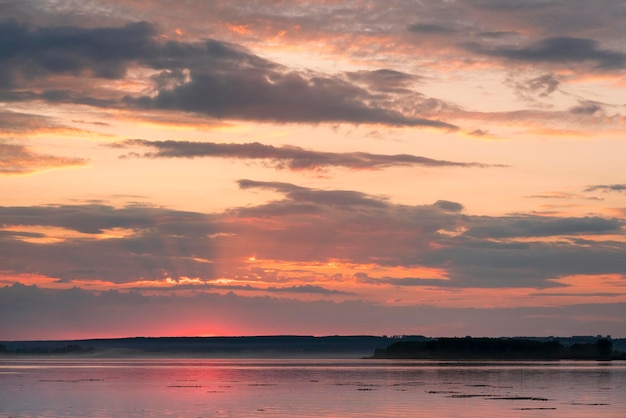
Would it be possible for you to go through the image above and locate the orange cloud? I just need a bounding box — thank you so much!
[228,24,250,35]
[0,142,87,175]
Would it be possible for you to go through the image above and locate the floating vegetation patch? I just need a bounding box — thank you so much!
[426,390,460,394]
[335,382,380,387]
[516,407,557,410]
[491,396,549,401]
[392,381,424,387]
[40,378,103,383]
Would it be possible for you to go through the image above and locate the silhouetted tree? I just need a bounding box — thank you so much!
[596,338,613,357]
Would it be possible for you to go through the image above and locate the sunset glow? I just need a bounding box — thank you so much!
[1,0,626,340]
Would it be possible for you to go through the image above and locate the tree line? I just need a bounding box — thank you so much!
[372,337,623,360]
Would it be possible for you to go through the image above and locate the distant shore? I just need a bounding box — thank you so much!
[370,337,626,361]
[2,335,625,359]
[0,335,401,358]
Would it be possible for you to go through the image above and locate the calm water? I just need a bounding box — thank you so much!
[1,357,624,417]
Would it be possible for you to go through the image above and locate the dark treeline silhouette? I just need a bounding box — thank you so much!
[0,336,415,357]
[372,337,625,360]
[0,344,95,355]
[2,336,625,359]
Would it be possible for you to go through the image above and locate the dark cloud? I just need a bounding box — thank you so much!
[127,67,456,128]
[120,282,351,296]
[474,0,554,12]
[465,216,623,238]
[0,142,87,175]
[467,129,489,137]
[1,183,625,290]
[477,31,520,39]
[0,19,457,128]
[231,182,626,288]
[467,37,626,70]
[585,184,626,193]
[236,179,390,209]
[356,274,451,288]
[433,200,464,213]
[2,283,625,339]
[119,139,497,171]
[265,284,351,295]
[570,101,603,115]
[345,69,420,93]
[0,204,208,234]
[408,23,456,35]
[431,240,626,288]
[0,20,155,85]
[511,73,560,98]
[0,180,626,293]
[0,204,219,282]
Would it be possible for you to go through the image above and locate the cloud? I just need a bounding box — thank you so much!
[0,142,87,175]
[0,203,212,234]
[464,216,623,238]
[345,69,420,93]
[0,18,458,128]
[569,101,603,115]
[236,179,391,209]
[473,0,554,12]
[433,200,464,213]
[477,31,521,39]
[214,182,626,289]
[2,283,625,339]
[356,273,450,288]
[1,182,626,290]
[0,204,219,283]
[467,37,626,70]
[0,20,155,85]
[0,110,94,136]
[408,23,457,35]
[585,184,626,193]
[126,64,457,128]
[507,73,560,101]
[431,240,626,288]
[265,284,351,295]
[525,191,600,200]
[118,139,498,171]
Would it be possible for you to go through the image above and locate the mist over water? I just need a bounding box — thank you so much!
[1,358,624,417]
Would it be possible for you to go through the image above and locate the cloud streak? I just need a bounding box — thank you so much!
[119,140,499,171]
[467,37,626,70]
[0,142,87,175]
[585,184,626,193]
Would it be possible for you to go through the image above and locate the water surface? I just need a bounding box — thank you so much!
[1,358,624,417]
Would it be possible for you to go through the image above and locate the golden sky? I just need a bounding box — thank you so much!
[1,0,626,339]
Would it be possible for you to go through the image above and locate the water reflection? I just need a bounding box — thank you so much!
[0,358,624,417]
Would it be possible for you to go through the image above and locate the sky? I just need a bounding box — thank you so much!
[1,0,626,340]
